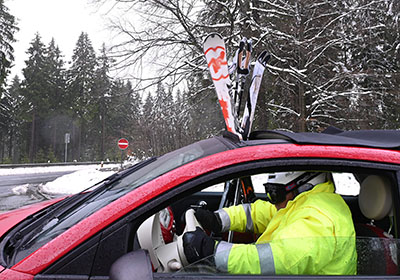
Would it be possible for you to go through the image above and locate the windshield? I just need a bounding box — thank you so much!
[6,137,229,266]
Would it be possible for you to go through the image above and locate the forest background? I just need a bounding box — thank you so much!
[0,0,399,163]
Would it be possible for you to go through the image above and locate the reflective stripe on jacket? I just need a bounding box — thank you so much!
[213,181,357,275]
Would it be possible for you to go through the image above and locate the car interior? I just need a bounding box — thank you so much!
[109,169,399,279]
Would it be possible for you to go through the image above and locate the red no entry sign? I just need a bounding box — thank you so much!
[118,138,129,150]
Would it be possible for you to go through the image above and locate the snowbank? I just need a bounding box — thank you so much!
[6,164,121,196]
[39,168,116,195]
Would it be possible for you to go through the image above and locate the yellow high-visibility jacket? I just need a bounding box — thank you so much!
[214,181,357,275]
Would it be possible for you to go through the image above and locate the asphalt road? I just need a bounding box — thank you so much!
[0,171,74,188]
[0,171,74,212]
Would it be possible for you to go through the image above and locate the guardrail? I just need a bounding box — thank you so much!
[0,161,119,169]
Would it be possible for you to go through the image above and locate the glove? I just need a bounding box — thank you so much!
[194,209,222,234]
[183,227,215,264]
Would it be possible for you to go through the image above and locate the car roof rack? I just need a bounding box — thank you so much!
[249,126,400,150]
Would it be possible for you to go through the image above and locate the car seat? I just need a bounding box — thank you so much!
[355,175,397,275]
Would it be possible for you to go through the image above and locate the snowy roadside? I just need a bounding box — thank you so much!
[1,163,123,197]
[0,163,116,175]
[13,168,117,196]
[0,163,131,212]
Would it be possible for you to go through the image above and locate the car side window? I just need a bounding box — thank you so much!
[203,172,361,196]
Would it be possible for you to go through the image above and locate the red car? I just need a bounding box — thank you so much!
[0,128,400,279]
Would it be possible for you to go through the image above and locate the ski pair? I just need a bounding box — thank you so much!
[203,33,270,139]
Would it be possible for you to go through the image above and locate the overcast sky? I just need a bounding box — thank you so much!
[5,0,112,79]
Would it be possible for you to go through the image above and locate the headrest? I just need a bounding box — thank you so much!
[359,175,392,220]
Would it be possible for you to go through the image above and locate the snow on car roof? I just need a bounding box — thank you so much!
[248,126,400,150]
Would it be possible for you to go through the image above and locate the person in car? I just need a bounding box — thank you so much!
[183,171,357,275]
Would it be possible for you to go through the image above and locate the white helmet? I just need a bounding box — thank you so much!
[267,171,327,187]
[264,171,328,204]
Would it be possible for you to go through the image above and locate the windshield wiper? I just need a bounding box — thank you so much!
[1,190,90,264]
[85,157,158,194]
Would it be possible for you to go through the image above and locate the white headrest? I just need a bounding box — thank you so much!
[359,175,392,220]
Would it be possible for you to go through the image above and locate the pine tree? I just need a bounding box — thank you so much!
[44,38,68,160]
[3,76,24,162]
[21,33,49,162]
[92,43,112,160]
[116,80,142,159]
[67,32,97,161]
[0,0,18,90]
[141,93,155,156]
[153,82,173,155]
[0,87,12,162]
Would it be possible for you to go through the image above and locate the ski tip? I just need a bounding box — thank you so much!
[203,33,223,43]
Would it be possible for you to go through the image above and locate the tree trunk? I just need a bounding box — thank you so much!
[8,127,13,159]
[29,111,36,162]
[101,113,105,160]
[0,132,3,163]
[77,124,82,161]
[298,82,306,132]
[296,4,306,132]
[52,119,57,157]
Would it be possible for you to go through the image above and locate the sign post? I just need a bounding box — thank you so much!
[64,133,70,162]
[118,138,129,168]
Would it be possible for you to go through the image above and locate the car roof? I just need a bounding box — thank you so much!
[241,126,400,150]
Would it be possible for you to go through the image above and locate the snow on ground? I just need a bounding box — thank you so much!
[39,168,117,195]
[1,163,122,196]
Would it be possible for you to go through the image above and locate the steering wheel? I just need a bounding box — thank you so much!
[183,208,203,232]
[137,208,204,272]
[176,209,203,266]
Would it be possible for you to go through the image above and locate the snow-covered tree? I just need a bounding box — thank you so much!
[93,0,400,132]
[337,0,400,129]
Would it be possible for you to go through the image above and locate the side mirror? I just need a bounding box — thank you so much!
[109,250,153,280]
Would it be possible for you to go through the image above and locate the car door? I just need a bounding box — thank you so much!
[108,157,400,279]
[34,155,400,279]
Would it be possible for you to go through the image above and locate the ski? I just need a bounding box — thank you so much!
[240,50,271,139]
[203,33,239,136]
[234,38,252,121]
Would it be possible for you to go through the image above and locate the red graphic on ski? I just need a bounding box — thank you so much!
[207,50,228,77]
